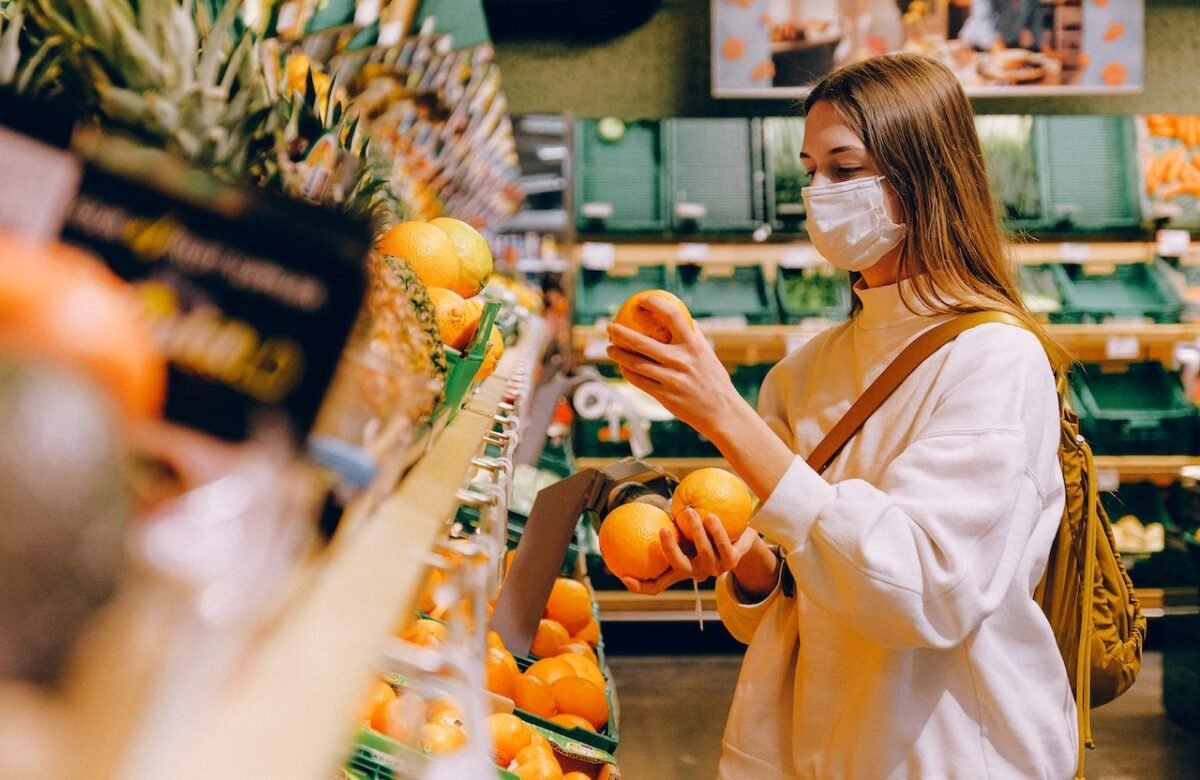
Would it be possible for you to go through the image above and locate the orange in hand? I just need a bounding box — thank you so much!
[671,467,754,541]
[598,503,679,581]
[612,290,693,344]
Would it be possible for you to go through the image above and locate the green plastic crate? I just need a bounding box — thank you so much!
[1016,265,1063,320]
[763,117,807,229]
[348,728,519,780]
[674,264,777,324]
[1100,481,1194,586]
[512,655,620,754]
[665,118,764,232]
[775,266,851,323]
[1071,361,1197,455]
[977,115,1044,231]
[573,265,670,325]
[1049,261,1182,324]
[1034,116,1142,231]
[574,119,666,233]
[432,300,502,424]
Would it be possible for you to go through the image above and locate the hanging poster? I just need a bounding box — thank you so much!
[712,0,1144,98]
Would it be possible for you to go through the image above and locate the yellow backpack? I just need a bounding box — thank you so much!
[804,311,1146,780]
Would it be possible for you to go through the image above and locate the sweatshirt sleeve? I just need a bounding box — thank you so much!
[749,328,1059,650]
[715,568,784,645]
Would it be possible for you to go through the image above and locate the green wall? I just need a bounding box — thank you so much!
[494,0,1200,117]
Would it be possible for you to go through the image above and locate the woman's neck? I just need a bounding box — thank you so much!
[858,247,903,288]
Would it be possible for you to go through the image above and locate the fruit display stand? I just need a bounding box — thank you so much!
[162,318,547,780]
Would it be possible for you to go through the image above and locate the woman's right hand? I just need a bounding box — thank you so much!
[620,509,769,596]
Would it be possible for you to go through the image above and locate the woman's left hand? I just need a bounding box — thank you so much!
[606,296,744,441]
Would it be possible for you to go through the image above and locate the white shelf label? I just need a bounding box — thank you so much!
[354,0,383,26]
[1157,229,1192,258]
[580,242,615,271]
[1060,243,1093,264]
[0,126,82,240]
[378,20,405,46]
[675,202,708,219]
[677,243,710,262]
[1105,335,1141,360]
[580,202,614,219]
[583,335,610,361]
[780,246,823,269]
[1096,468,1121,494]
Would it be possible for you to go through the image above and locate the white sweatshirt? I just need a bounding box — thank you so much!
[715,280,1077,779]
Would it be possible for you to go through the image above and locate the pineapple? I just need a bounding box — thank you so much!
[353,251,447,427]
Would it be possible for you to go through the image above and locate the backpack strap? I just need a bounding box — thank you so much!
[806,311,1026,475]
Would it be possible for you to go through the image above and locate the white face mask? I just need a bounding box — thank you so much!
[802,175,907,272]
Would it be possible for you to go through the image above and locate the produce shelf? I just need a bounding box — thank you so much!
[573,322,1200,365]
[168,324,548,780]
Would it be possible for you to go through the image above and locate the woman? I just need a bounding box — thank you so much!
[606,54,1077,779]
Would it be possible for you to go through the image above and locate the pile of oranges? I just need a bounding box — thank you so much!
[485,578,609,733]
[376,219,503,379]
[598,467,754,581]
[487,712,612,780]
[359,678,468,756]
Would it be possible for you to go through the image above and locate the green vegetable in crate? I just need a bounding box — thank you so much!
[977,116,1042,222]
[782,270,844,312]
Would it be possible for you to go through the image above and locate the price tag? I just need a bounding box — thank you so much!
[1157,229,1192,258]
[1096,468,1121,494]
[581,242,616,271]
[580,202,614,219]
[0,125,82,240]
[1105,336,1141,360]
[354,0,383,26]
[780,246,823,269]
[678,243,710,263]
[1060,243,1093,264]
[583,335,610,361]
[378,20,405,46]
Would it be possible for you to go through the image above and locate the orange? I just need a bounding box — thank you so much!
[613,289,693,344]
[514,742,557,767]
[544,578,593,635]
[531,618,570,658]
[487,630,507,651]
[528,730,552,753]
[425,697,464,727]
[525,657,575,687]
[571,618,601,649]
[597,503,679,581]
[398,617,446,647]
[359,678,396,724]
[557,642,599,667]
[377,221,460,289]
[513,755,564,780]
[475,328,504,381]
[670,467,754,542]
[513,673,558,718]
[563,773,592,780]
[486,646,519,700]
[431,217,494,297]
[488,712,533,767]
[372,690,428,743]
[421,721,467,755]
[549,677,609,730]
[427,287,479,351]
[549,713,597,734]
[557,654,605,692]
[504,548,517,578]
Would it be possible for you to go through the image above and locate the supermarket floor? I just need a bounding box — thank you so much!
[606,649,1200,779]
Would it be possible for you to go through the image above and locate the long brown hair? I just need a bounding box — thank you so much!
[804,54,1068,369]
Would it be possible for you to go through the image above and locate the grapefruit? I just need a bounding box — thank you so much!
[376,221,460,290]
[431,217,494,298]
[670,467,754,541]
[597,503,679,581]
[613,290,693,344]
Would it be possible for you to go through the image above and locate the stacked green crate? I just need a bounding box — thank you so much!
[665,118,764,232]
[573,264,670,325]
[1049,260,1182,323]
[674,264,778,325]
[574,119,666,233]
[763,117,807,230]
[1034,115,1142,232]
[1070,361,1197,455]
[776,266,851,323]
[977,115,1044,231]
